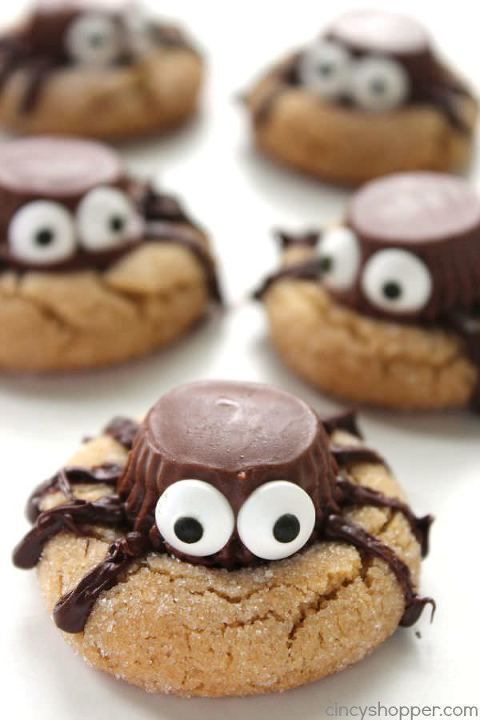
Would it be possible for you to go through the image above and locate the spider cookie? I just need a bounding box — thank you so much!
[256,172,480,411]
[0,136,221,371]
[0,0,203,139]
[13,381,433,696]
[244,10,477,184]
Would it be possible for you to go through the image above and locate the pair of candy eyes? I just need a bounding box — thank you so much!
[65,11,154,67]
[9,187,141,265]
[155,479,317,561]
[319,228,433,314]
[299,40,410,112]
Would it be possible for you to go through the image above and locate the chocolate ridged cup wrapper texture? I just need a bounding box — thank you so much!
[118,380,338,568]
[341,172,480,321]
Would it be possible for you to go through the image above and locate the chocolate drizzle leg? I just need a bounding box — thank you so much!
[253,229,323,300]
[20,58,54,113]
[103,417,140,451]
[13,495,126,569]
[322,410,363,439]
[446,308,480,412]
[26,464,123,523]
[331,444,387,470]
[324,515,435,627]
[336,477,433,556]
[145,221,224,304]
[250,54,300,125]
[138,185,191,224]
[275,229,320,250]
[53,532,150,633]
[253,256,323,300]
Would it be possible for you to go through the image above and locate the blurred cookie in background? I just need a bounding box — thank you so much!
[0,0,204,138]
[0,136,222,371]
[244,10,477,184]
[255,172,480,411]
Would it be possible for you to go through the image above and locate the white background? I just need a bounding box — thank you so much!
[1,1,479,718]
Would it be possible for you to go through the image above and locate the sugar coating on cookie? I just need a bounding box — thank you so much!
[12,382,433,695]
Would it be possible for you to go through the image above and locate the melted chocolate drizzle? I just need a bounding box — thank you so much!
[331,443,386,469]
[276,229,320,250]
[335,476,432,557]
[321,410,363,439]
[20,58,53,113]
[139,185,191,224]
[104,417,140,451]
[448,307,480,411]
[250,53,301,125]
[53,532,150,634]
[253,256,323,300]
[13,409,433,633]
[324,514,435,627]
[144,221,224,304]
[13,495,126,570]
[26,464,123,523]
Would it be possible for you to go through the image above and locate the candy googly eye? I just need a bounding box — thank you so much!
[298,40,352,100]
[65,13,121,67]
[237,481,316,561]
[124,4,156,57]
[76,187,142,252]
[361,249,433,314]
[155,479,235,557]
[8,201,76,265]
[351,56,410,112]
[318,227,361,291]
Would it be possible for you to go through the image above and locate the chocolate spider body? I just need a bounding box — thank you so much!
[252,10,472,132]
[0,0,192,113]
[256,173,480,410]
[13,381,433,633]
[0,137,221,302]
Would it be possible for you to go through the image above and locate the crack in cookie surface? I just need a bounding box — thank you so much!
[13,385,433,696]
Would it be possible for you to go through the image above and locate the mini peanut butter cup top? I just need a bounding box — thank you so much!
[144,380,319,472]
[328,10,429,55]
[0,137,124,199]
[348,172,480,246]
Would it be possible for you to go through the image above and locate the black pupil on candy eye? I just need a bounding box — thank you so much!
[35,228,55,247]
[273,514,300,543]
[317,62,334,77]
[174,517,203,544]
[370,78,386,95]
[89,33,105,48]
[109,215,126,233]
[319,255,333,273]
[382,281,402,300]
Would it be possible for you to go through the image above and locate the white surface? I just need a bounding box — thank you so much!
[1,1,479,718]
